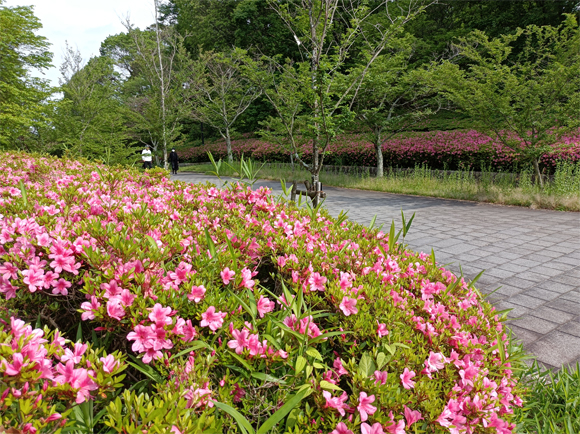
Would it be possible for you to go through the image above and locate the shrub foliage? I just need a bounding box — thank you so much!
[0,153,522,433]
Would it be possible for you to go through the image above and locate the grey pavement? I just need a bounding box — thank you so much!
[175,173,580,370]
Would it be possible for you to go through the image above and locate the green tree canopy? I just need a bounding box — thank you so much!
[0,1,53,148]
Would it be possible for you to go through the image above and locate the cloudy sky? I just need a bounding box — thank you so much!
[5,0,156,86]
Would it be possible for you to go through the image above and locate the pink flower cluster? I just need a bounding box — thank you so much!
[0,153,523,433]
[0,316,124,431]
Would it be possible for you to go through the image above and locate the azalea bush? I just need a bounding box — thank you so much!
[179,130,580,172]
[0,152,523,433]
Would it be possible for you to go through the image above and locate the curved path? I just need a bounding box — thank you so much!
[174,173,580,369]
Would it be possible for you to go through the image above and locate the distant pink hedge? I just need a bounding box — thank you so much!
[180,129,580,171]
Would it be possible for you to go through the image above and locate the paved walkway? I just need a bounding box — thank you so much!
[175,173,580,369]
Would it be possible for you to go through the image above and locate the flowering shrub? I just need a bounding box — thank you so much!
[0,316,126,431]
[180,130,580,172]
[0,152,523,433]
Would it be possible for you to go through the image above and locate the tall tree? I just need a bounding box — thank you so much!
[261,0,434,205]
[349,37,438,177]
[434,16,580,187]
[183,49,262,163]
[53,45,135,164]
[0,1,52,148]
[124,0,188,169]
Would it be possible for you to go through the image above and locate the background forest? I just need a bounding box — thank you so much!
[1,0,578,174]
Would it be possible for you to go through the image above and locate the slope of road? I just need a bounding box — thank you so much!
[174,173,580,369]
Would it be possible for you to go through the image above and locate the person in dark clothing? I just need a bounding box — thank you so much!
[169,148,179,174]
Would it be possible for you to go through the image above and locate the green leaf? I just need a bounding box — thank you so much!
[213,401,254,434]
[306,348,323,361]
[76,323,83,342]
[309,330,352,345]
[368,214,377,230]
[145,235,158,251]
[251,372,286,384]
[358,352,376,377]
[257,387,312,434]
[205,228,217,258]
[230,352,254,372]
[19,180,28,207]
[169,341,213,361]
[127,357,164,384]
[295,355,307,374]
[320,380,343,391]
[376,352,387,370]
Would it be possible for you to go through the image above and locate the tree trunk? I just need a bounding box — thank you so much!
[225,127,233,163]
[376,142,384,178]
[533,158,544,188]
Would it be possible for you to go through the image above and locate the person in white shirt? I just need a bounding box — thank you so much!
[142,145,153,169]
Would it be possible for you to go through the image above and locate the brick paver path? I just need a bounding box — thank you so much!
[176,173,580,369]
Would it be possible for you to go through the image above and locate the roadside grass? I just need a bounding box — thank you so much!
[181,162,580,211]
[515,362,580,434]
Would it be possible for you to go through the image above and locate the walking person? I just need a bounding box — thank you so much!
[169,148,179,175]
[142,145,153,170]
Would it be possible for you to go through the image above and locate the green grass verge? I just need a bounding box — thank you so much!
[181,162,580,212]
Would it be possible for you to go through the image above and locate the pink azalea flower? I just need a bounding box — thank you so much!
[361,423,384,434]
[322,390,349,416]
[357,392,377,422]
[127,325,154,352]
[374,370,388,385]
[227,329,249,354]
[3,352,26,375]
[377,321,388,337]
[257,295,274,318]
[149,303,173,325]
[221,267,235,285]
[61,343,87,364]
[308,272,327,291]
[339,296,358,316]
[240,268,255,289]
[52,278,71,296]
[80,296,100,320]
[404,406,423,427]
[100,354,118,373]
[385,419,405,434]
[400,368,416,389]
[22,266,44,292]
[181,319,197,341]
[331,422,353,434]
[170,426,182,434]
[106,298,125,321]
[200,306,227,331]
[333,357,349,376]
[188,285,206,303]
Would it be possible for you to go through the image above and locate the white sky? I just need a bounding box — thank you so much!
[4,0,156,87]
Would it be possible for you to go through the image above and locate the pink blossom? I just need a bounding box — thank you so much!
[404,406,423,427]
[377,322,388,337]
[61,343,87,364]
[80,296,101,321]
[200,306,227,331]
[221,267,235,285]
[385,419,405,434]
[106,298,125,320]
[3,352,26,375]
[400,368,416,389]
[361,423,384,434]
[227,329,249,354]
[357,392,377,422]
[188,285,206,303]
[52,278,71,295]
[22,266,44,292]
[322,390,349,416]
[374,370,388,385]
[333,357,349,376]
[331,422,353,434]
[148,303,172,325]
[339,296,358,316]
[240,268,255,289]
[100,354,118,373]
[308,272,327,291]
[127,325,154,352]
[257,295,274,318]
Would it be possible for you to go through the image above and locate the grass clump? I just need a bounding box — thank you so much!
[515,362,580,434]
[184,161,580,211]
